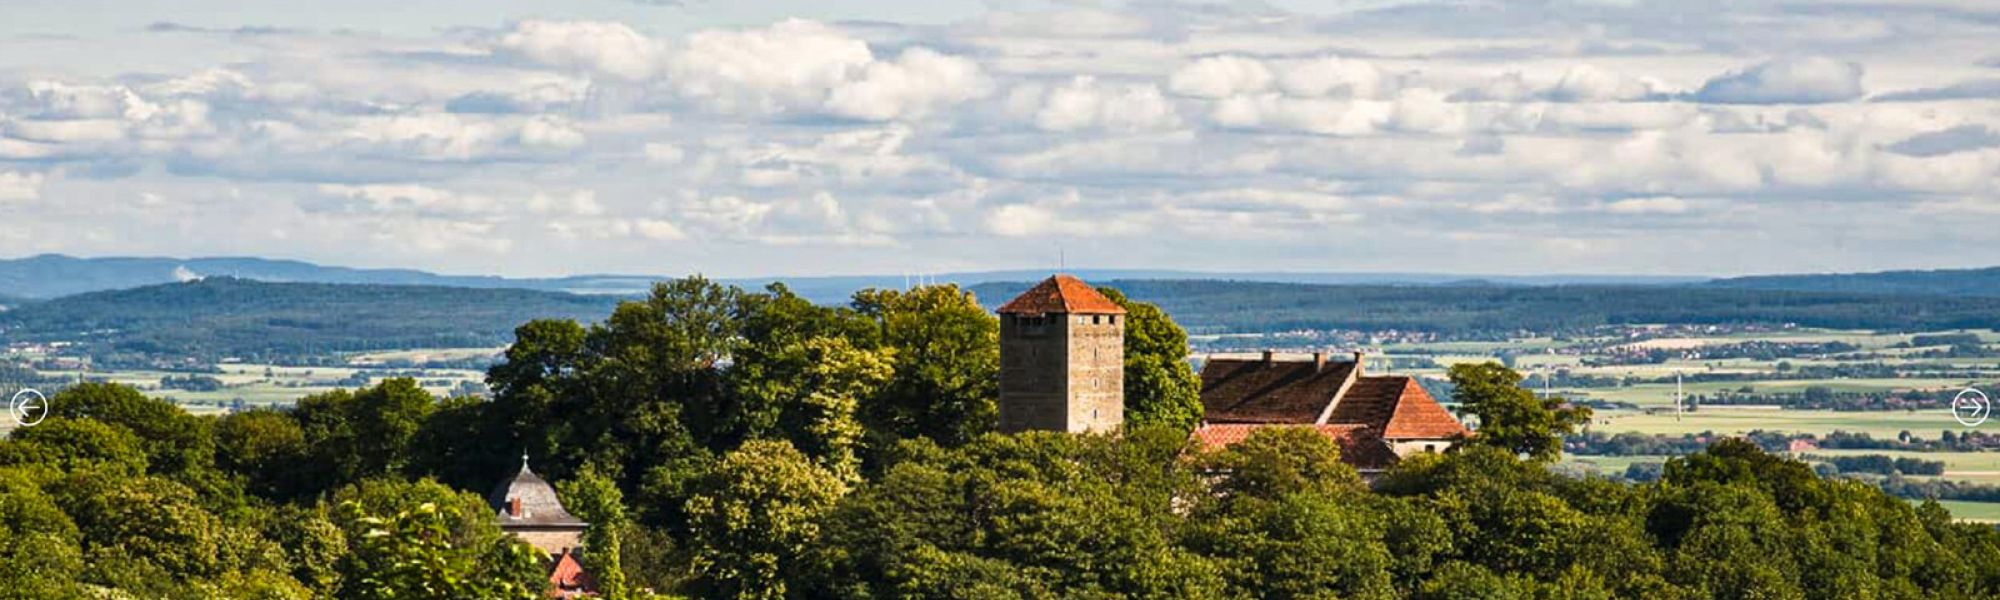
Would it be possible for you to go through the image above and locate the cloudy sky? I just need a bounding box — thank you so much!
[0,0,1995,278]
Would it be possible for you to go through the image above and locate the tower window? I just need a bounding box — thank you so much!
[1017,316,1047,336]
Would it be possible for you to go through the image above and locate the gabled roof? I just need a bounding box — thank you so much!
[549,548,595,595]
[1188,423,1401,471]
[995,275,1127,315]
[1200,358,1356,423]
[1328,376,1469,440]
[489,457,587,528]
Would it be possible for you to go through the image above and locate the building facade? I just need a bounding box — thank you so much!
[995,274,1126,434]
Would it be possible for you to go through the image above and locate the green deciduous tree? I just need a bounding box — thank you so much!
[336,499,545,600]
[1198,426,1364,503]
[214,408,309,500]
[685,440,847,600]
[1,417,150,475]
[1097,287,1203,432]
[294,378,439,490]
[47,382,215,476]
[1447,362,1590,461]
[851,285,1000,449]
[812,432,1226,598]
[559,466,631,600]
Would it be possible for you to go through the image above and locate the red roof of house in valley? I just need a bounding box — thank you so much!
[1188,423,1401,471]
[995,275,1127,314]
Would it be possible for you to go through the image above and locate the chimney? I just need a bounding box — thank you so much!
[508,497,523,517]
[1262,349,1275,364]
[1312,351,1327,372]
[1352,351,1366,378]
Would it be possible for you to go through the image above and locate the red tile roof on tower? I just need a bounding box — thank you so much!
[1328,376,1470,440]
[1188,423,1401,471]
[1200,358,1357,423]
[996,275,1128,315]
[547,548,596,598]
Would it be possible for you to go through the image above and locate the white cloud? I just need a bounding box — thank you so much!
[1168,55,1275,98]
[528,190,604,217]
[644,142,686,164]
[21,81,153,119]
[669,19,875,113]
[518,116,586,150]
[1693,57,1865,104]
[0,171,45,202]
[341,114,506,161]
[315,184,498,216]
[631,218,687,241]
[825,48,992,121]
[985,202,1058,237]
[1600,196,1691,214]
[1024,76,1180,132]
[495,20,664,80]
[4,118,126,143]
[1210,94,1392,136]
[1,3,1995,275]
[1277,56,1386,99]
[1546,65,1659,102]
[1457,65,1661,103]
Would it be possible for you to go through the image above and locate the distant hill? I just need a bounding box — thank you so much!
[0,254,666,299]
[1708,267,2000,297]
[970,279,2000,336]
[0,254,1708,303]
[0,277,620,365]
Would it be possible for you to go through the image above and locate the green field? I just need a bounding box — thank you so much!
[1573,378,1978,409]
[1589,408,1967,439]
[1915,500,2000,523]
[32,361,486,408]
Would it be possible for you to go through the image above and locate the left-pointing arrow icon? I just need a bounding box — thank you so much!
[10,389,47,427]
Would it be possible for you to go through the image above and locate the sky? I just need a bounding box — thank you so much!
[0,0,1995,278]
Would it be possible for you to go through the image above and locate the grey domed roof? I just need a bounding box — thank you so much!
[489,456,587,527]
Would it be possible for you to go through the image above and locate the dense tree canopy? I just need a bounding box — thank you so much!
[5,278,2000,599]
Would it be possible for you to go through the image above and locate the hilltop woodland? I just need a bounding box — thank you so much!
[3,277,1999,599]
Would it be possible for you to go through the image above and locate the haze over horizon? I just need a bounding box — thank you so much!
[0,1,1995,279]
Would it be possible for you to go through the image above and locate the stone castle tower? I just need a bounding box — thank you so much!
[995,274,1126,433]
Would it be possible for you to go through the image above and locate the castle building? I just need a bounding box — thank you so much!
[1190,351,1469,477]
[992,274,1468,475]
[995,274,1126,433]
[489,456,597,598]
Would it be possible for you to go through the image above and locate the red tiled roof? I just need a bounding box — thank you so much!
[1188,423,1401,471]
[548,548,595,597]
[1327,376,1468,440]
[1200,358,1356,423]
[995,275,1127,315]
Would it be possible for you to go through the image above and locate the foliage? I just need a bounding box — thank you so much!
[684,440,847,600]
[1098,286,1203,432]
[13,280,2000,599]
[336,499,546,600]
[851,284,1000,449]
[559,465,632,600]
[1449,362,1590,461]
